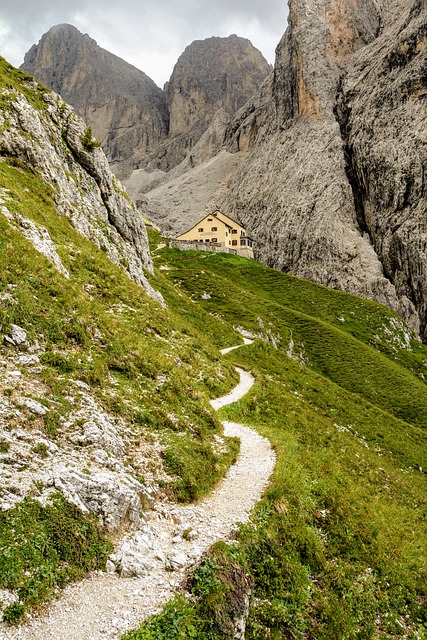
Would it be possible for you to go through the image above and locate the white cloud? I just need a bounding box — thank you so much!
[0,1,288,86]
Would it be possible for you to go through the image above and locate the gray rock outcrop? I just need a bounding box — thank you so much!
[0,59,164,303]
[220,0,425,338]
[21,24,169,165]
[0,341,161,533]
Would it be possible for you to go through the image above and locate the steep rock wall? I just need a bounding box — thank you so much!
[166,35,271,139]
[221,0,421,334]
[21,24,169,165]
[336,0,427,339]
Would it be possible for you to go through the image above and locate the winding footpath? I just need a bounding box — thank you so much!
[0,340,275,640]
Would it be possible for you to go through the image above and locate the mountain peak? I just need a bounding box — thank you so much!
[21,24,169,164]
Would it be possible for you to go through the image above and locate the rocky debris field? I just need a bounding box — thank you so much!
[0,323,165,530]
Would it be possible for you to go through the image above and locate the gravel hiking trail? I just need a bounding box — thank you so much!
[0,339,275,640]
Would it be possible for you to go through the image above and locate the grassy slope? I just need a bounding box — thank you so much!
[0,161,239,620]
[127,244,427,639]
[2,56,426,635]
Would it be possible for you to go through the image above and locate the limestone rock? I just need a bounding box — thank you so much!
[112,530,155,577]
[21,24,168,165]
[0,348,162,530]
[163,35,271,162]
[335,0,427,340]
[220,0,424,336]
[0,61,164,305]
[3,324,27,347]
[23,398,48,416]
[51,464,148,532]
[165,551,188,571]
[1,206,70,279]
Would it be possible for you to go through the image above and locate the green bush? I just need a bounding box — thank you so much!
[80,126,101,152]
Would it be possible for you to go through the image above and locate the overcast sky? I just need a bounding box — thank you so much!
[0,1,289,88]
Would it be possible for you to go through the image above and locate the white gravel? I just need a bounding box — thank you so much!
[210,366,254,410]
[220,337,253,355]
[0,349,275,640]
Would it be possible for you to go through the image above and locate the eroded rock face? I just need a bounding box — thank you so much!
[166,35,271,142]
[21,24,169,164]
[221,0,424,336]
[336,0,427,340]
[0,65,165,304]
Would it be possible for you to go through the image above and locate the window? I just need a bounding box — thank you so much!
[205,239,210,242]
[208,218,213,221]
[232,239,238,246]
[198,228,203,232]
[211,226,217,231]
[231,229,238,234]
[212,238,218,243]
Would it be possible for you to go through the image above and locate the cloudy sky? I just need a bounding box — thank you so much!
[0,1,289,88]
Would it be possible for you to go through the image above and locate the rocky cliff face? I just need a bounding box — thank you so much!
[22,28,271,177]
[220,0,426,339]
[165,35,271,145]
[0,57,161,303]
[21,24,169,164]
[336,0,427,340]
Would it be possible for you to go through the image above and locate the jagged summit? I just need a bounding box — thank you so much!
[22,24,169,164]
[22,27,271,174]
[166,34,271,139]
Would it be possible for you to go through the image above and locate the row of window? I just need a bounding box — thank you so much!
[197,227,242,234]
[198,239,244,246]
[191,238,252,250]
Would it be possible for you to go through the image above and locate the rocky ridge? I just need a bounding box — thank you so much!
[22,25,169,165]
[0,59,162,304]
[22,27,271,178]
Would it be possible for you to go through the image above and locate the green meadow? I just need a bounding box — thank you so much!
[126,240,427,639]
